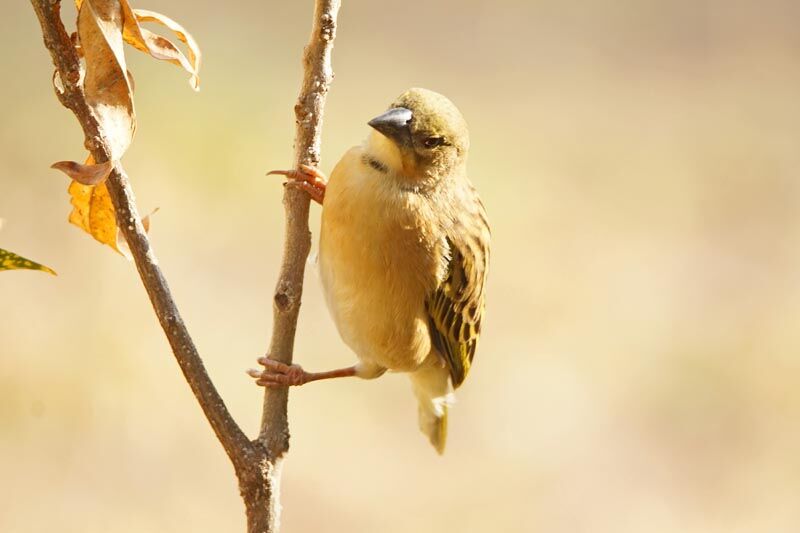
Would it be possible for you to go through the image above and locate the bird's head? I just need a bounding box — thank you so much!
[366,88,469,187]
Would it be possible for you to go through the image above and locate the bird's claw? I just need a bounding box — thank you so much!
[248,356,310,387]
[267,164,327,204]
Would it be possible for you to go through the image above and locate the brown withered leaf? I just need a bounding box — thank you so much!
[0,248,57,276]
[77,0,136,161]
[122,5,201,90]
[64,1,199,253]
[74,0,201,90]
[68,155,121,252]
[51,159,113,186]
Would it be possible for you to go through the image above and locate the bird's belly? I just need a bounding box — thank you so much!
[319,222,436,373]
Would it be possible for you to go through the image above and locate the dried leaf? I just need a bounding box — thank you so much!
[123,6,202,91]
[78,0,136,161]
[68,155,121,252]
[126,68,136,93]
[75,0,201,90]
[0,248,57,276]
[64,0,199,252]
[141,207,159,232]
[68,0,133,252]
[51,159,113,185]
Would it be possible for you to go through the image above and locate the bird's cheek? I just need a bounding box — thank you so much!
[400,154,419,177]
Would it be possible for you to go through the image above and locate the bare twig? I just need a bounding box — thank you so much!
[30,0,253,469]
[255,0,341,529]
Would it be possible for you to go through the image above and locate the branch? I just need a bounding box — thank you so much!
[259,0,341,455]
[30,0,253,471]
[249,2,340,527]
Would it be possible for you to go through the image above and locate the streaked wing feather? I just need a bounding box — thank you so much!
[426,194,489,388]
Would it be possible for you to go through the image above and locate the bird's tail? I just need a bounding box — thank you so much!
[409,364,454,454]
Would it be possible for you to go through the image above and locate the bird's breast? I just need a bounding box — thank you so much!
[319,148,445,371]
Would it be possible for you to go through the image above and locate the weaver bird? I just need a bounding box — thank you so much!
[250,88,490,453]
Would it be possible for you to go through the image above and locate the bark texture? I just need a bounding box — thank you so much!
[256,2,341,529]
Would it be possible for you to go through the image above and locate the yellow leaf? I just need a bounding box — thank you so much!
[125,7,201,90]
[0,248,57,276]
[78,0,136,161]
[68,155,121,252]
[51,159,113,185]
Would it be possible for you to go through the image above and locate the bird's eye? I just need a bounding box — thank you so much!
[423,136,446,148]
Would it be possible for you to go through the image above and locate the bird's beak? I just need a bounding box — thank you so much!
[368,107,413,147]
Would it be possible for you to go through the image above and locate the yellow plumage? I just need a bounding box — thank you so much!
[320,89,490,452]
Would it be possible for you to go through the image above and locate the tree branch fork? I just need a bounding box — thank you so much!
[30,1,341,531]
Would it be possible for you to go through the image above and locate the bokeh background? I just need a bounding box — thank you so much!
[3,0,800,531]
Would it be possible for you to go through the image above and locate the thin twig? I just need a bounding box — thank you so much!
[29,0,252,471]
[254,0,340,529]
[259,0,341,453]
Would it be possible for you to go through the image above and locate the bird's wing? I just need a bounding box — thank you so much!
[426,193,490,388]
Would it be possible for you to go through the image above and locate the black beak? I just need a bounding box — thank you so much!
[368,107,413,146]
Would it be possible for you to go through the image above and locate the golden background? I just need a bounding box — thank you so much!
[2,1,800,531]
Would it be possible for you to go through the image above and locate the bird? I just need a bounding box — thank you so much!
[249,88,490,453]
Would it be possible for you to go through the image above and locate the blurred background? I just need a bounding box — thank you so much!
[2,0,800,531]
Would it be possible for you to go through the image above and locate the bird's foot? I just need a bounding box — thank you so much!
[248,357,311,387]
[248,357,359,387]
[267,164,327,204]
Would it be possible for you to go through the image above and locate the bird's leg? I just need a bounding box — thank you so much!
[267,164,327,205]
[248,356,356,387]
